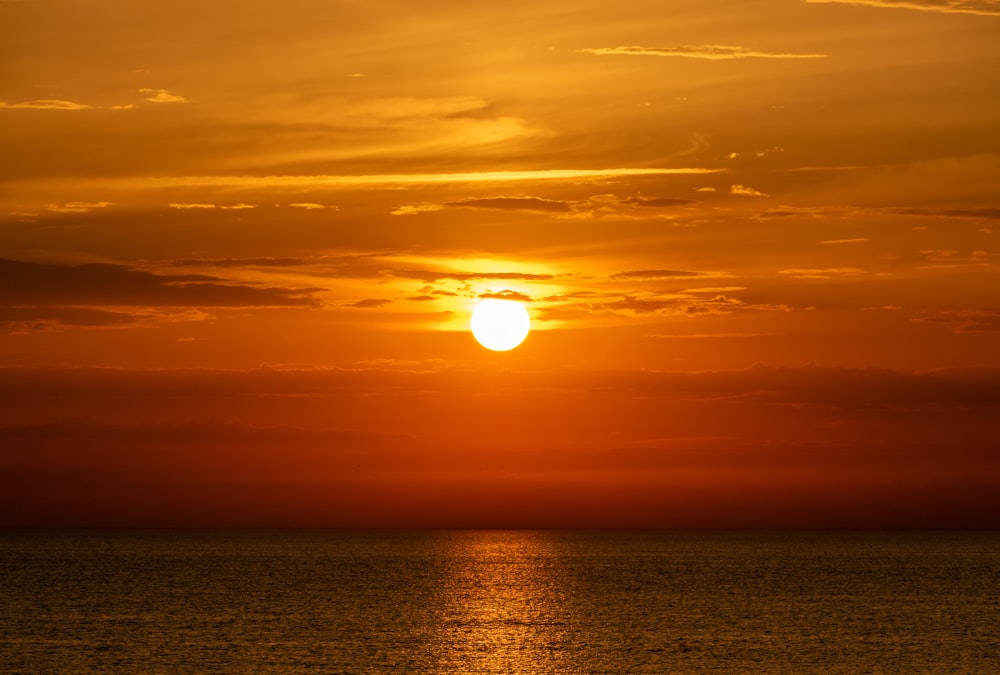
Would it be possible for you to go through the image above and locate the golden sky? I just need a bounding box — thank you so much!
[2,0,999,527]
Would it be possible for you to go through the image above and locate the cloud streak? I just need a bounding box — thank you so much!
[168,203,256,210]
[731,184,770,197]
[126,167,725,190]
[0,259,322,329]
[611,269,710,280]
[139,88,188,104]
[0,88,187,111]
[393,193,701,218]
[578,45,828,59]
[390,269,555,282]
[46,201,115,213]
[0,99,95,110]
[805,0,1000,16]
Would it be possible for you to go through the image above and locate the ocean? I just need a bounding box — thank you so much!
[2,530,998,673]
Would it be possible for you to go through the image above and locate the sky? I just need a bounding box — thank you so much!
[2,0,999,528]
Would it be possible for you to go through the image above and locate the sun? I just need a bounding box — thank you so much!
[470,299,531,351]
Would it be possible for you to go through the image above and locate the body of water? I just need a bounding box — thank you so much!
[2,530,998,672]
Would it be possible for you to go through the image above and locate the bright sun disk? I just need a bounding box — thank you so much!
[470,299,531,351]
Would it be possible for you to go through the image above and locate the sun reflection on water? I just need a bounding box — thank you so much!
[430,531,574,674]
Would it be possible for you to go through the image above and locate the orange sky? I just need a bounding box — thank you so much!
[2,0,999,527]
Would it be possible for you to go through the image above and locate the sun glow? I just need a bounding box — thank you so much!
[470,299,531,351]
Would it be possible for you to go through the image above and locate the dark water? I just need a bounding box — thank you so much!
[2,530,998,673]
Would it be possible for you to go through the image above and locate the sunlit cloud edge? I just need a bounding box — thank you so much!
[126,168,726,189]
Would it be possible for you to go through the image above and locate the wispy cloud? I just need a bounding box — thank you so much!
[348,298,392,309]
[758,205,858,218]
[168,203,256,210]
[913,310,1000,333]
[1,89,186,113]
[443,196,572,213]
[390,269,554,282]
[0,99,93,110]
[779,267,866,278]
[578,45,828,60]
[170,257,304,268]
[134,167,725,190]
[46,201,115,213]
[611,269,710,280]
[819,238,871,244]
[0,259,323,330]
[0,306,138,329]
[913,249,994,267]
[805,0,1000,16]
[478,290,533,302]
[758,205,1000,221]
[538,288,797,321]
[647,332,785,339]
[731,184,769,197]
[139,88,189,104]
[889,207,1000,220]
[393,193,701,218]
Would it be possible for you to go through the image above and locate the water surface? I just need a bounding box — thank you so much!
[2,530,998,672]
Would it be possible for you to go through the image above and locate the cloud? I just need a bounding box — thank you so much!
[0,259,322,321]
[289,203,331,210]
[778,267,865,278]
[611,269,707,280]
[390,269,554,282]
[819,238,870,245]
[479,290,532,302]
[395,193,701,218]
[756,204,1000,221]
[136,167,726,190]
[757,205,858,219]
[0,306,138,329]
[2,364,995,528]
[390,204,445,216]
[1,89,191,112]
[889,207,1000,220]
[342,95,489,120]
[540,289,795,319]
[0,97,138,111]
[910,249,994,267]
[0,99,93,110]
[622,196,699,208]
[804,0,1000,16]
[46,201,115,213]
[730,184,769,197]
[2,363,995,411]
[443,196,572,213]
[0,418,400,443]
[683,294,748,315]
[139,88,188,103]
[349,298,391,309]
[171,257,305,268]
[591,296,682,314]
[913,310,1000,333]
[0,306,211,332]
[578,45,828,59]
[168,203,256,210]
[167,253,393,280]
[647,332,785,339]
